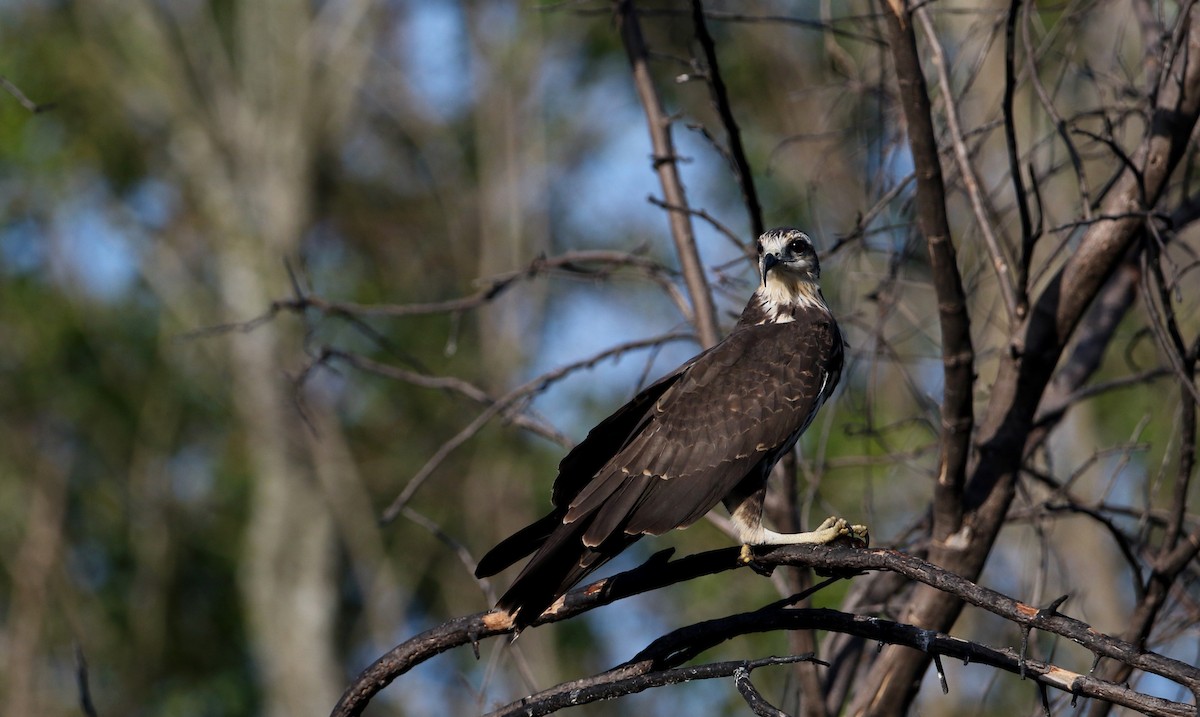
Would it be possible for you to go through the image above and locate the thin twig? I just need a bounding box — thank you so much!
[690,0,764,238]
[1004,0,1036,312]
[0,74,51,113]
[485,655,819,717]
[75,644,99,717]
[379,332,695,522]
[325,348,572,448]
[735,667,794,717]
[915,6,1018,321]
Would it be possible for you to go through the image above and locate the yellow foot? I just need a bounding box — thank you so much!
[812,516,870,548]
[739,543,755,564]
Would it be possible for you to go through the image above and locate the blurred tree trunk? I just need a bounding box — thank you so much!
[78,2,379,714]
[468,2,552,388]
[2,444,68,717]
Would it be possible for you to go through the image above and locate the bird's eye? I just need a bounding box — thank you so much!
[788,240,806,254]
[755,240,764,254]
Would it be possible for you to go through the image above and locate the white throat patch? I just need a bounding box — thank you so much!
[757,272,827,323]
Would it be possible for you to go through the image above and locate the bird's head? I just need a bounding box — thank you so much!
[755,228,827,314]
[758,228,820,285]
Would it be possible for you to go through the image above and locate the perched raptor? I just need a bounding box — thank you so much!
[476,228,866,628]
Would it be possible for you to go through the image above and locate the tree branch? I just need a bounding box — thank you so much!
[378,332,696,522]
[329,544,1200,717]
[690,0,764,239]
[880,0,975,548]
[485,655,820,717]
[0,73,51,113]
[914,6,1018,321]
[616,0,720,348]
[1004,0,1036,313]
[857,5,1200,712]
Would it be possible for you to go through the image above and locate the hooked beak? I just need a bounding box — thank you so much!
[759,253,780,286]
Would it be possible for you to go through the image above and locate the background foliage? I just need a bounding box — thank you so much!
[1,1,1197,716]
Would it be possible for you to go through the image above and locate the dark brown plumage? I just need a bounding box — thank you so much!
[475,228,865,628]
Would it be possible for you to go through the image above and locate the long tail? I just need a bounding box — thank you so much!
[494,516,637,629]
[475,512,561,579]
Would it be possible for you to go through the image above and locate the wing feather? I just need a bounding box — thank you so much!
[582,473,654,547]
[567,314,842,539]
[550,355,702,508]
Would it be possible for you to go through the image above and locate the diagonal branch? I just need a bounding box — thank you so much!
[377,332,695,522]
[690,0,764,239]
[0,74,52,113]
[616,0,720,348]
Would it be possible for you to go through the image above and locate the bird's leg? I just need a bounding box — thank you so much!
[753,516,870,546]
[724,486,868,567]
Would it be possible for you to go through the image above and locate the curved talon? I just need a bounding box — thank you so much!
[739,544,776,576]
[833,523,869,548]
[850,524,870,547]
[816,521,870,578]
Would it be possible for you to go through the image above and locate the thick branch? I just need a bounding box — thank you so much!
[882,0,975,544]
[329,544,1200,717]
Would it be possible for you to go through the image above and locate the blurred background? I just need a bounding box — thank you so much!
[1,1,1195,716]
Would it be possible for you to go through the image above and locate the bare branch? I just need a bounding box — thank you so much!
[1138,245,1200,406]
[485,655,820,717]
[1022,2,1093,223]
[689,0,764,238]
[881,0,976,545]
[647,195,746,253]
[322,348,572,448]
[330,544,1200,717]
[914,6,1018,321]
[184,250,685,339]
[74,645,99,717]
[735,667,795,717]
[1004,0,1036,312]
[616,0,720,348]
[378,332,695,522]
[0,74,51,113]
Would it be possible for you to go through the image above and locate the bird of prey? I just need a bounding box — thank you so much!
[475,227,866,628]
